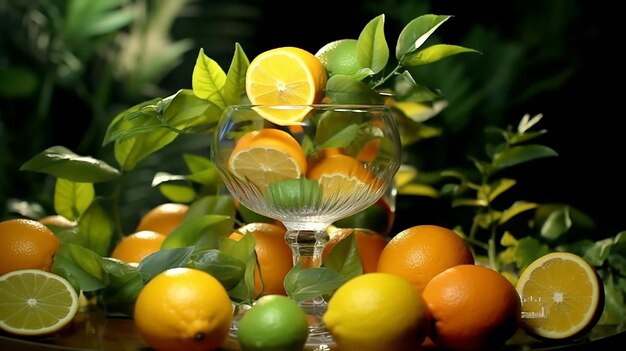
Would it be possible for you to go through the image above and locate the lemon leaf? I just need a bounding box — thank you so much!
[189,248,246,290]
[78,201,113,256]
[323,231,363,279]
[324,75,386,104]
[284,263,345,302]
[401,44,480,67]
[54,178,94,221]
[20,145,121,182]
[396,14,450,61]
[357,14,389,75]
[161,214,232,250]
[222,42,249,105]
[492,144,558,171]
[192,48,227,107]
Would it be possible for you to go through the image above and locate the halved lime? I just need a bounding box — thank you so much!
[0,269,79,336]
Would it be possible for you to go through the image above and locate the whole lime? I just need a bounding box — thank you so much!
[315,39,361,77]
[237,295,309,351]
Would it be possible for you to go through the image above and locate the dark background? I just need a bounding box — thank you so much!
[1,0,624,238]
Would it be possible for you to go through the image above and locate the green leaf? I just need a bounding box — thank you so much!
[599,278,626,325]
[540,206,572,240]
[356,14,389,74]
[401,44,480,67]
[77,201,113,256]
[318,124,360,150]
[492,145,558,171]
[499,201,538,225]
[323,231,363,279]
[137,247,194,282]
[583,237,614,266]
[189,248,246,290]
[161,215,232,250]
[396,14,451,61]
[192,48,227,107]
[324,75,386,104]
[514,237,550,271]
[103,98,161,145]
[159,183,197,203]
[485,178,516,202]
[284,263,346,302]
[53,243,107,291]
[452,198,488,207]
[20,146,120,182]
[98,258,144,317]
[222,43,250,105]
[221,233,257,303]
[474,210,501,229]
[54,178,94,221]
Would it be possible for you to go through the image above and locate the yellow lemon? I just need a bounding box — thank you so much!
[323,272,429,351]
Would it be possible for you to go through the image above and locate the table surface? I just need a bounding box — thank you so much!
[1,309,624,351]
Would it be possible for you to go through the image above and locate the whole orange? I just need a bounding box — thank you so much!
[136,203,189,235]
[376,224,474,293]
[134,267,233,351]
[229,222,292,296]
[0,218,60,275]
[422,264,521,350]
[322,228,387,273]
[110,230,166,264]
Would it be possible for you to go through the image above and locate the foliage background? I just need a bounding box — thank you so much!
[0,0,623,240]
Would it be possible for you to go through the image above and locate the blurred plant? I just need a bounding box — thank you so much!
[0,0,192,216]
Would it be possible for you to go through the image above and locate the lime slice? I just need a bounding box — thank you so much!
[0,269,79,336]
[515,252,604,340]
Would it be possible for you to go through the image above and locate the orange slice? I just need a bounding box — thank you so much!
[228,128,307,189]
[245,47,327,125]
[515,252,604,340]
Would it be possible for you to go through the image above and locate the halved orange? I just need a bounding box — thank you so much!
[515,252,604,340]
[245,47,327,125]
[228,128,307,189]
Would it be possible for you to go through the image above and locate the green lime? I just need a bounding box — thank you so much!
[237,295,309,351]
[315,39,361,77]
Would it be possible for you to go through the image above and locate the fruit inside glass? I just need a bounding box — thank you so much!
[211,104,402,344]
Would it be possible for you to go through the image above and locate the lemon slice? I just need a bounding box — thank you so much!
[515,252,604,340]
[245,47,327,125]
[228,129,307,190]
[0,269,79,336]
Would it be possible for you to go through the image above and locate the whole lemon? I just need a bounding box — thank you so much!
[315,39,361,77]
[134,267,233,351]
[323,272,430,351]
[237,295,308,351]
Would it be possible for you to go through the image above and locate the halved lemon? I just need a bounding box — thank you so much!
[245,47,327,125]
[307,154,375,202]
[0,269,79,336]
[228,129,307,189]
[515,252,604,340]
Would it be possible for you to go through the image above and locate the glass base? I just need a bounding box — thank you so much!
[229,300,336,349]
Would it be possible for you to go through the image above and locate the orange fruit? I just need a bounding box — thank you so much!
[136,203,189,235]
[134,267,233,351]
[229,222,292,296]
[228,128,307,190]
[110,230,166,264]
[322,228,387,273]
[376,224,474,293]
[0,218,60,275]
[245,46,327,125]
[422,264,522,350]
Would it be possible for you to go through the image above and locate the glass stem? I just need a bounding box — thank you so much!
[285,229,329,268]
